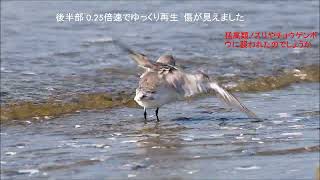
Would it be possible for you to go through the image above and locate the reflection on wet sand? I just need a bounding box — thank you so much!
[137,122,185,158]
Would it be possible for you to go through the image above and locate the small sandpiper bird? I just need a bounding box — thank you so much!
[115,41,257,122]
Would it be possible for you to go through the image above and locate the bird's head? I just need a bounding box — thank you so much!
[156,54,176,66]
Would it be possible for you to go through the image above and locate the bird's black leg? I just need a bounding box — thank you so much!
[144,107,147,121]
[155,107,160,122]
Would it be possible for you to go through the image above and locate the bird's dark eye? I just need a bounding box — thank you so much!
[148,91,156,94]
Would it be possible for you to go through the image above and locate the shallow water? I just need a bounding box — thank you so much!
[1,0,319,179]
[1,84,319,179]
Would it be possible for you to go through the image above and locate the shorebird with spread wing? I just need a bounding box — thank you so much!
[114,41,257,122]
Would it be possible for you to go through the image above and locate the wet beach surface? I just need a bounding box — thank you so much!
[1,0,319,179]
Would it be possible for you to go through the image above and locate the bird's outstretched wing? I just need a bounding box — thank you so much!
[113,40,155,69]
[114,40,178,72]
[208,82,258,119]
[164,70,258,119]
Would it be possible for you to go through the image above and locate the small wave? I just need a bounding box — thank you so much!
[121,140,139,143]
[82,37,113,46]
[0,64,318,122]
[5,152,16,156]
[182,137,194,141]
[256,145,320,156]
[187,170,199,174]
[18,169,39,175]
[53,51,81,58]
[235,165,261,170]
[128,174,137,178]
[280,132,303,136]
[294,111,319,117]
[1,67,14,73]
[21,71,37,76]
[209,134,224,137]
[230,64,319,92]
[277,113,291,118]
[100,67,138,76]
[89,37,113,43]
[40,159,101,172]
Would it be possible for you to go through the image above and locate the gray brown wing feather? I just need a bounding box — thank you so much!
[164,70,258,118]
[113,40,154,69]
[114,40,178,71]
[138,72,161,91]
[208,82,258,118]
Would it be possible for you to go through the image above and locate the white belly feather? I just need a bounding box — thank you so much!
[134,86,179,108]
